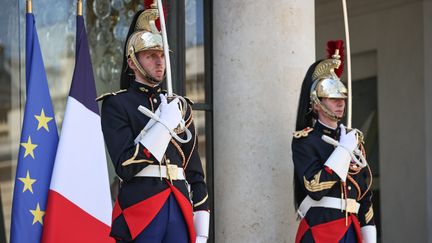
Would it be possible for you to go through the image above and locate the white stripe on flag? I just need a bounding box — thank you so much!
[50,97,112,226]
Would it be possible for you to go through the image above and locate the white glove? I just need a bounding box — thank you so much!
[136,95,183,162]
[194,211,210,243]
[159,94,182,130]
[339,124,357,152]
[323,124,357,181]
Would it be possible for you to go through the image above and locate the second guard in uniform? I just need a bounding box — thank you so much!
[98,3,209,243]
[292,41,377,243]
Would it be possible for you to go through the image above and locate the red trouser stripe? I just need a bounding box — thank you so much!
[296,214,363,243]
[167,182,196,243]
[295,218,310,243]
[112,183,197,243]
[121,188,171,239]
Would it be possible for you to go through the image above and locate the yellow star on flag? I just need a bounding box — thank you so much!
[29,203,45,225]
[20,136,38,159]
[18,170,36,193]
[34,109,53,132]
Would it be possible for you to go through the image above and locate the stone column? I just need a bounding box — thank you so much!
[213,1,315,242]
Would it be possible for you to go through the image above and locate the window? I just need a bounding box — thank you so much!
[352,77,381,241]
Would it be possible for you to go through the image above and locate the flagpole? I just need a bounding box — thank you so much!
[77,0,82,16]
[27,0,32,13]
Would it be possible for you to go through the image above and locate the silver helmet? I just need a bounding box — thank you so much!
[126,3,164,83]
[310,49,348,121]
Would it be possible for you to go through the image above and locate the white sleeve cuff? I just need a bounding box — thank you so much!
[361,225,377,243]
[139,122,172,162]
[194,211,210,238]
[196,236,208,243]
[324,146,351,181]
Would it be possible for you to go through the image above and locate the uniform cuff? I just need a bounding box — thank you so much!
[361,225,377,243]
[194,210,210,238]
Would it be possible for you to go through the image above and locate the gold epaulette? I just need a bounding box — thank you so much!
[293,127,313,138]
[95,89,127,101]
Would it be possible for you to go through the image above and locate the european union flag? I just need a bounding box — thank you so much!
[10,11,59,243]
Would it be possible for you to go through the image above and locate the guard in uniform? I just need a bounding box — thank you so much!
[292,41,377,243]
[98,3,209,243]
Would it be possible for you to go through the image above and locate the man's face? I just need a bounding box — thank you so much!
[136,50,165,82]
[318,98,346,118]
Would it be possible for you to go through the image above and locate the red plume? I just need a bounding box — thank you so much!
[326,40,344,78]
[143,0,153,8]
[144,0,169,32]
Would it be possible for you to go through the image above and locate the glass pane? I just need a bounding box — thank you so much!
[0,1,19,241]
[29,0,76,126]
[185,0,205,103]
[86,0,142,94]
[192,110,206,178]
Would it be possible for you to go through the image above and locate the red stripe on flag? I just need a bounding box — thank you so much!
[42,190,114,243]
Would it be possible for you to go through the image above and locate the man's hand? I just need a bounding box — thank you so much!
[339,124,357,152]
[159,94,182,130]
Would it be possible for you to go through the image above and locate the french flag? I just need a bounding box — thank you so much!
[41,14,114,243]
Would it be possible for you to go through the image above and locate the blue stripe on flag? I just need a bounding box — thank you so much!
[68,16,99,115]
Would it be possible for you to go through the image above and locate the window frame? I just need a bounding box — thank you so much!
[168,0,214,241]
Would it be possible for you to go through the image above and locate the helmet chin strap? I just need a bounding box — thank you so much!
[129,47,164,86]
[320,103,343,122]
[145,73,164,86]
[311,96,344,122]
